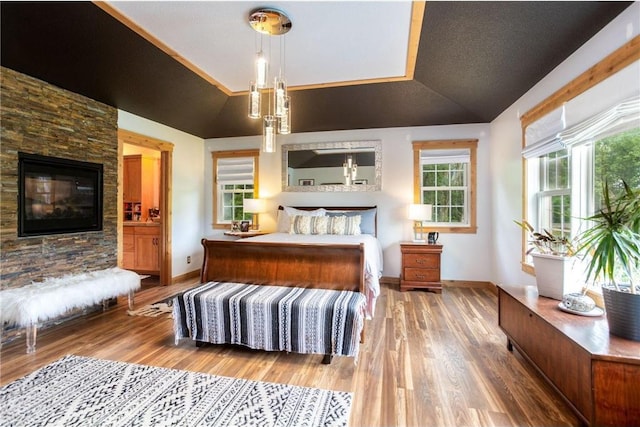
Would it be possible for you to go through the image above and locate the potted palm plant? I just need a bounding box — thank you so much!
[515,220,583,300]
[576,180,640,341]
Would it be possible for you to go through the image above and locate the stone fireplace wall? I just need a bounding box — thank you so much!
[0,67,119,290]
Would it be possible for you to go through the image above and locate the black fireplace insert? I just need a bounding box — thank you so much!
[18,153,103,237]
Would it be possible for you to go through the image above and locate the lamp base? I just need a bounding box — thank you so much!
[412,239,426,243]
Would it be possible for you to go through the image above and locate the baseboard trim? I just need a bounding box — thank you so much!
[171,269,200,285]
[380,276,495,293]
[380,276,400,286]
[443,280,497,293]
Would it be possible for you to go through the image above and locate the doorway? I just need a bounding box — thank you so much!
[117,129,173,286]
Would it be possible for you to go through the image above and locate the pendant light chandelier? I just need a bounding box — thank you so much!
[343,155,358,185]
[248,8,292,153]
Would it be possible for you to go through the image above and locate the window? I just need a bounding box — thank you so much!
[212,149,259,229]
[520,44,640,278]
[526,128,639,247]
[537,149,571,238]
[412,139,478,233]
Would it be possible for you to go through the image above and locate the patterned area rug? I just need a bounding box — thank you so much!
[127,302,173,318]
[0,355,353,426]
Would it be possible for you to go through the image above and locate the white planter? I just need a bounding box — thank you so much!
[531,253,584,300]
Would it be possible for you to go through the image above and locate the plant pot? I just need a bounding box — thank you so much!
[602,285,640,342]
[531,253,584,300]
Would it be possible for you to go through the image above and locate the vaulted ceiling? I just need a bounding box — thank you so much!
[1,1,632,139]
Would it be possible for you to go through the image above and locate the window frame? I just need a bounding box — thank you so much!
[519,37,639,275]
[412,139,478,234]
[211,149,260,229]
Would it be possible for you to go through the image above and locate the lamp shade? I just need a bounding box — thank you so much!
[243,198,267,213]
[408,204,432,221]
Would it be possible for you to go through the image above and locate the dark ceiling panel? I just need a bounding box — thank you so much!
[1,1,228,137]
[415,1,631,121]
[209,80,483,138]
[1,2,632,139]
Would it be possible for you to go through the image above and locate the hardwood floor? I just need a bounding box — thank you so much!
[0,279,580,427]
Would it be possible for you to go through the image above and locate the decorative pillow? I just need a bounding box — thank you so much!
[277,207,326,232]
[289,215,328,235]
[327,215,361,235]
[326,208,376,235]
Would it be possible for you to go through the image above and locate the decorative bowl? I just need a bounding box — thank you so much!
[562,292,596,313]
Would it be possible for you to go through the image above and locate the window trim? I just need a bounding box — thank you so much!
[211,149,259,229]
[519,36,640,274]
[412,139,478,234]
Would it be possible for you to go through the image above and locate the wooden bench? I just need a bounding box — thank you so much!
[0,267,140,353]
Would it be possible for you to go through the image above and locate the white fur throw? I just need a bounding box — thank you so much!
[0,268,141,327]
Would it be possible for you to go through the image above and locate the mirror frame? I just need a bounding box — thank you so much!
[282,140,382,192]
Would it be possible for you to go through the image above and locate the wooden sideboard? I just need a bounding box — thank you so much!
[498,285,640,427]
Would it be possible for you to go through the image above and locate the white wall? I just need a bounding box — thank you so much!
[489,3,639,288]
[204,123,493,281]
[118,110,205,278]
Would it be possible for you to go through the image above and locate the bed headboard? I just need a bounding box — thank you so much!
[278,205,378,236]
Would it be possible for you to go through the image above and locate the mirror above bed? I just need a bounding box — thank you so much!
[282,140,382,192]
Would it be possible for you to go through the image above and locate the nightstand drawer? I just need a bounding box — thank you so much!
[403,253,439,269]
[404,268,440,282]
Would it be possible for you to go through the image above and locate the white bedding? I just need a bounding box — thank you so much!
[240,232,383,318]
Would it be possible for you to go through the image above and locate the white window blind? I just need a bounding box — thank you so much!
[421,149,470,164]
[523,60,640,159]
[216,157,254,185]
[523,105,566,158]
[559,97,640,148]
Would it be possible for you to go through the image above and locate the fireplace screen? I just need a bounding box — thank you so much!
[18,153,103,237]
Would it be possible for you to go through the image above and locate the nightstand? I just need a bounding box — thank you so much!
[400,242,443,293]
[223,230,269,238]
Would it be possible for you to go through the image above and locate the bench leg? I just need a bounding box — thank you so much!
[128,290,135,311]
[26,322,37,354]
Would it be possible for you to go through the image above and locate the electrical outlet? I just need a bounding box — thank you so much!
[187,256,191,264]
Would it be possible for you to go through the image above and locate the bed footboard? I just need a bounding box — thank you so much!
[200,239,365,293]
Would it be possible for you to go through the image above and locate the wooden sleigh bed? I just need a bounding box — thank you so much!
[173,206,381,363]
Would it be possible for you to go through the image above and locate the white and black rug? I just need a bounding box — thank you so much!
[0,355,352,426]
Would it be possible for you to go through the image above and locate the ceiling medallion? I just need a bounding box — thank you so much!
[249,8,292,35]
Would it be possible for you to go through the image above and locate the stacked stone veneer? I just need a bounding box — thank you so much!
[1,67,118,291]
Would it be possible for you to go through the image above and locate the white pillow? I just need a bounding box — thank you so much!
[327,215,361,235]
[290,215,329,235]
[276,207,326,232]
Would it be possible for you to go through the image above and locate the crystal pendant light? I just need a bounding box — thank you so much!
[255,51,267,89]
[248,81,261,119]
[274,77,287,117]
[263,115,276,153]
[279,96,291,134]
[343,155,358,184]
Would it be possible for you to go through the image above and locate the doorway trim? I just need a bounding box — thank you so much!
[118,129,173,285]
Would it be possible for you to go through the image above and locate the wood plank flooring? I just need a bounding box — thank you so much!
[0,279,580,427]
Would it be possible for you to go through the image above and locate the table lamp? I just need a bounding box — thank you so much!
[408,203,432,242]
[243,198,266,230]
